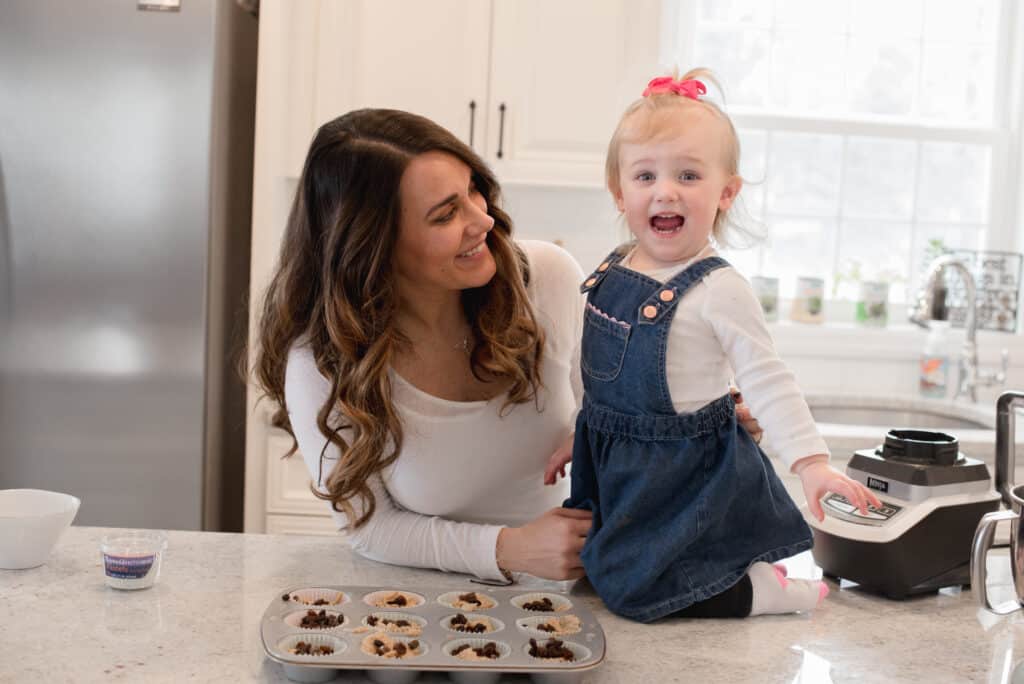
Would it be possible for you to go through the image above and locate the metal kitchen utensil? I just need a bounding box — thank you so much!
[971,390,1024,614]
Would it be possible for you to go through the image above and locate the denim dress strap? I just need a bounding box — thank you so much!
[636,256,729,325]
[579,245,631,294]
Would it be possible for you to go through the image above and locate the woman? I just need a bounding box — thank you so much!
[252,109,761,582]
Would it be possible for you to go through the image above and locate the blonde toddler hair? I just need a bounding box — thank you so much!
[606,67,755,247]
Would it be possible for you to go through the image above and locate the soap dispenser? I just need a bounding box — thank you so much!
[919,285,953,399]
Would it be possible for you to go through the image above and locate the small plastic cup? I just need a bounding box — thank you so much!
[100,531,168,590]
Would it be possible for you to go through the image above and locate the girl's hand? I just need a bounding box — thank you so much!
[796,458,883,521]
[731,390,763,444]
[543,433,574,485]
[496,507,592,580]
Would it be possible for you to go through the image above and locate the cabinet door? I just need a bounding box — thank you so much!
[314,0,491,152]
[487,0,662,186]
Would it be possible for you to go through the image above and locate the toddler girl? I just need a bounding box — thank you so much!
[551,69,881,622]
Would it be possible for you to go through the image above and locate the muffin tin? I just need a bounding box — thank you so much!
[261,585,606,684]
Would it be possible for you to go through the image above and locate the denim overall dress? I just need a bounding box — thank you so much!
[565,250,813,622]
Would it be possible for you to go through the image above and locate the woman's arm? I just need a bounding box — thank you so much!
[285,344,508,580]
[285,344,589,581]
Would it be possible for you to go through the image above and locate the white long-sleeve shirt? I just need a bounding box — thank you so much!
[622,246,829,469]
[285,240,585,582]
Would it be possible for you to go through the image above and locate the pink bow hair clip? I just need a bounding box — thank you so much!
[642,77,707,100]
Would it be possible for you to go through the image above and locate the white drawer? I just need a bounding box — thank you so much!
[265,513,338,536]
[265,431,331,515]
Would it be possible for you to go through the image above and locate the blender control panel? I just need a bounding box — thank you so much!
[822,493,902,525]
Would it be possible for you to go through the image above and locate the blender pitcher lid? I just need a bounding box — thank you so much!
[880,429,962,466]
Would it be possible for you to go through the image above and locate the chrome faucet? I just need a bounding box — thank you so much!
[909,255,1008,403]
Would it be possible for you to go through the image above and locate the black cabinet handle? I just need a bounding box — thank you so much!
[497,103,506,159]
[468,100,476,147]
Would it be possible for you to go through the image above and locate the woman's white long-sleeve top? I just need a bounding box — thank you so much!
[285,240,585,582]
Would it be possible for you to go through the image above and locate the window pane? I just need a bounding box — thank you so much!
[697,0,771,26]
[842,137,916,220]
[846,38,918,116]
[916,143,990,223]
[837,221,912,302]
[719,244,761,278]
[694,29,771,108]
[923,0,1001,41]
[771,32,847,112]
[919,42,996,124]
[760,217,837,298]
[766,133,842,217]
[850,0,923,39]
[774,0,849,32]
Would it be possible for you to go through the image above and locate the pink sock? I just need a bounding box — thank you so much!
[748,562,827,616]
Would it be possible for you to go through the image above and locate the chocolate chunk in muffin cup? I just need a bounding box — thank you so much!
[445,637,512,662]
[442,612,504,635]
[284,608,347,631]
[360,631,427,660]
[276,633,346,660]
[284,588,347,607]
[362,589,425,609]
[436,590,497,610]
[510,592,571,613]
[358,611,426,636]
[524,637,590,664]
[516,614,583,637]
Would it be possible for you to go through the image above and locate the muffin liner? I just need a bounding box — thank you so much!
[362,589,425,609]
[360,632,428,660]
[436,590,497,611]
[523,639,591,664]
[359,611,427,636]
[283,608,347,631]
[286,588,347,607]
[441,613,505,635]
[276,633,347,660]
[516,614,582,637]
[510,592,571,613]
[444,638,512,662]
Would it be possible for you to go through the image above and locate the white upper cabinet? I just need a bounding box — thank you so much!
[277,0,662,185]
[486,0,661,186]
[314,0,492,154]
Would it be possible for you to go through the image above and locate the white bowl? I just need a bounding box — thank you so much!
[0,489,80,569]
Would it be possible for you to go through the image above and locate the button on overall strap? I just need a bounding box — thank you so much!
[636,256,730,325]
[580,248,629,294]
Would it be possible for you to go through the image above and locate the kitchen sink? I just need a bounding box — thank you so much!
[802,394,999,462]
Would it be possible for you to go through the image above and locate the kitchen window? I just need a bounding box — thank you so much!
[669,0,1018,308]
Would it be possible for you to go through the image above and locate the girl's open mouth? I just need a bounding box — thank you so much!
[650,214,684,235]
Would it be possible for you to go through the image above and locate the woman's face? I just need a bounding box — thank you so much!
[393,151,496,298]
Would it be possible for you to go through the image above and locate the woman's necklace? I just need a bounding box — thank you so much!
[455,334,472,355]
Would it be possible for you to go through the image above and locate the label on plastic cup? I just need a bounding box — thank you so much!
[104,553,155,580]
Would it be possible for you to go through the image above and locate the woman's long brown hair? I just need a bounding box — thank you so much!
[252,109,544,528]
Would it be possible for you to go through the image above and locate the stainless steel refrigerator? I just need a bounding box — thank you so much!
[0,0,257,531]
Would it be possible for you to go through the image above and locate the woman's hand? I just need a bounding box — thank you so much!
[496,507,592,580]
[543,433,575,485]
[796,458,883,521]
[731,389,763,444]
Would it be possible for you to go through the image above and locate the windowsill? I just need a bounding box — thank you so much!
[769,318,1022,365]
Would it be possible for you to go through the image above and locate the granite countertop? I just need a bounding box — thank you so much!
[3,526,1024,683]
